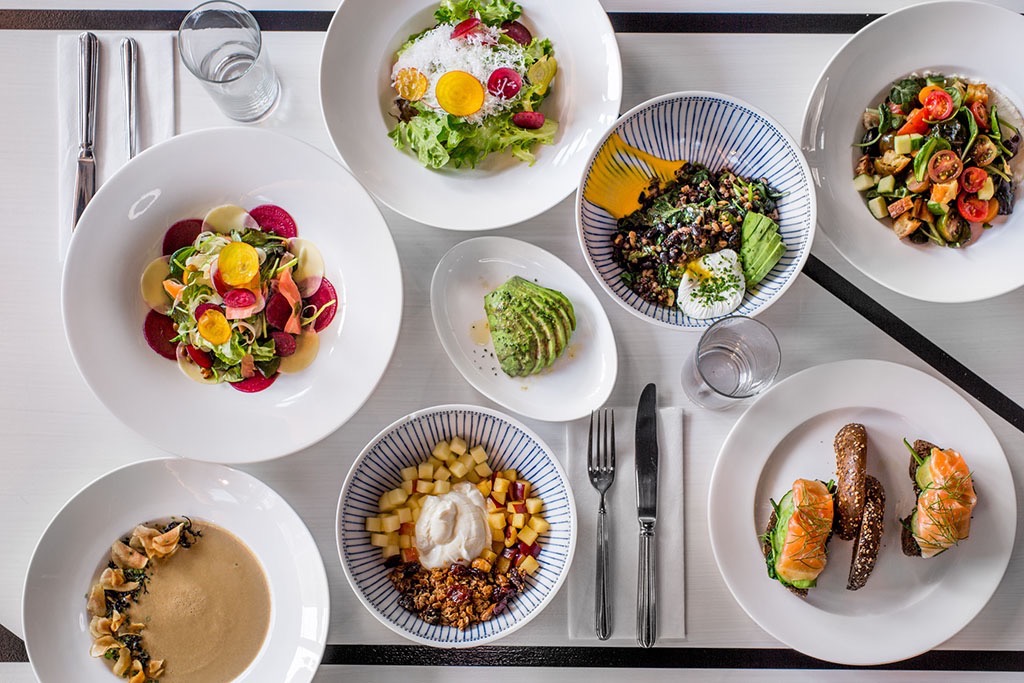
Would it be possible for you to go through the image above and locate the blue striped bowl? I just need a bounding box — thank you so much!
[577,91,816,329]
[336,405,576,647]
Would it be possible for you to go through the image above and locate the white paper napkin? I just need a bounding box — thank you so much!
[566,406,686,643]
[57,32,176,260]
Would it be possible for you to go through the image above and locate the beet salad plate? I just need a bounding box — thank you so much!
[62,128,402,462]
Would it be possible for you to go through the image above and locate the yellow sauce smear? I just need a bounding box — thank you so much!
[583,133,686,219]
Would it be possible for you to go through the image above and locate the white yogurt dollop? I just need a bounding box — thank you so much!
[415,482,489,569]
[677,249,745,319]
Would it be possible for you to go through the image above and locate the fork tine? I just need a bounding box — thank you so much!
[609,408,615,472]
[587,411,595,471]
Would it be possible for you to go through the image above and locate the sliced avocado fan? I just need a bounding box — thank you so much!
[484,276,576,378]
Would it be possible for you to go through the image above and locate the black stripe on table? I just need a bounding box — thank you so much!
[0,10,882,33]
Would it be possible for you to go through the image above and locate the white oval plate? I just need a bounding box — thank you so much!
[801,1,1024,302]
[63,128,402,462]
[337,404,576,647]
[23,458,330,682]
[319,0,622,230]
[708,359,1015,665]
[431,237,617,422]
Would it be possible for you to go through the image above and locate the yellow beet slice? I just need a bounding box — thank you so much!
[197,309,231,345]
[218,242,260,287]
[394,67,428,101]
[436,71,484,117]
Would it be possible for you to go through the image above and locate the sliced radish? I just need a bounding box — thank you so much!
[225,291,265,320]
[186,344,213,368]
[512,111,545,129]
[202,205,258,235]
[278,329,319,374]
[265,292,293,330]
[162,219,203,256]
[501,20,532,45]
[140,256,173,314]
[451,17,482,39]
[194,302,221,321]
[306,277,338,332]
[143,310,178,361]
[271,331,297,357]
[249,204,298,238]
[223,288,256,308]
[177,344,216,383]
[487,68,522,99]
[288,238,324,298]
[230,372,278,393]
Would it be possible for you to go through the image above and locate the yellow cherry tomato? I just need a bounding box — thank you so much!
[218,241,260,287]
[197,309,232,345]
[394,67,429,101]
[435,70,484,117]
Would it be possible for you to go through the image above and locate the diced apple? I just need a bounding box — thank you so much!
[450,461,469,479]
[418,462,434,480]
[511,513,527,529]
[528,516,550,534]
[471,557,492,573]
[488,512,507,530]
[507,502,527,514]
[517,526,538,547]
[525,497,543,514]
[401,547,419,564]
[477,479,493,497]
[504,526,519,547]
[474,462,493,478]
[501,545,519,561]
[365,516,383,533]
[384,532,399,546]
[398,534,411,549]
[408,494,422,508]
[491,527,504,543]
[486,496,501,512]
[429,456,444,471]
[491,489,507,505]
[401,466,417,482]
[503,469,518,482]
[397,507,413,524]
[457,453,474,471]
[496,556,511,573]
[470,445,488,464]
[510,480,529,501]
[401,480,415,495]
[514,552,528,568]
[415,480,434,494]
[432,441,452,461]
[382,515,401,533]
[378,493,394,513]
[433,480,451,495]
[519,555,539,575]
[370,533,389,547]
[493,477,510,493]
[434,465,452,482]
[387,487,409,507]
[412,507,421,522]
[382,544,400,559]
[465,470,481,484]
[450,436,468,456]
[481,548,498,563]
[399,522,416,536]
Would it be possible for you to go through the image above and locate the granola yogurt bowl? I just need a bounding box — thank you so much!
[336,404,576,646]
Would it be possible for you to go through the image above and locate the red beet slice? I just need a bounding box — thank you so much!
[249,204,298,238]
[186,344,213,369]
[230,372,278,393]
[451,17,482,39]
[487,68,522,99]
[501,20,532,45]
[143,310,178,361]
[512,111,545,129]
[211,265,231,297]
[162,219,203,256]
[271,331,297,357]
[223,288,257,308]
[194,302,221,321]
[306,277,338,332]
[265,292,293,331]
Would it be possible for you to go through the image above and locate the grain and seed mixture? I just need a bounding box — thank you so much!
[390,562,525,630]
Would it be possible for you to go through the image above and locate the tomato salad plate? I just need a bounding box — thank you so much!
[708,360,1015,665]
[63,128,402,462]
[801,0,1024,302]
[319,0,622,230]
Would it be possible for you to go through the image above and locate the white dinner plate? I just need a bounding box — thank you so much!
[319,0,622,230]
[62,128,402,462]
[801,1,1024,302]
[708,359,1015,665]
[22,458,330,682]
[430,237,617,422]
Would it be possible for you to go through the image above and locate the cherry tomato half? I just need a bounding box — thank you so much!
[924,89,955,120]
[927,149,963,184]
[957,194,999,223]
[970,100,990,130]
[888,101,906,117]
[960,166,988,194]
[918,84,945,106]
[897,108,930,136]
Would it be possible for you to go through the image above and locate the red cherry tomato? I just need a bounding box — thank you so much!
[451,17,483,39]
[960,166,988,194]
[957,194,999,223]
[887,101,905,116]
[927,150,963,183]
[897,108,930,136]
[923,89,954,120]
[970,101,990,130]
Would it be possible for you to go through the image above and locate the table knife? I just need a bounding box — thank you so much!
[73,31,99,229]
[635,382,659,648]
[121,37,138,159]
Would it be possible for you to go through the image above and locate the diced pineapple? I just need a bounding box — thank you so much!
[387,487,409,507]
[401,480,415,495]
[528,516,550,534]
[449,436,468,456]
[474,462,493,478]
[432,441,452,461]
[382,544,400,559]
[465,469,481,484]
[398,534,412,549]
[450,461,469,479]
[477,479,493,497]
[381,515,401,533]
[518,525,539,546]
[434,465,452,481]
[519,555,539,575]
[408,494,422,508]
[412,507,421,522]
[491,527,505,543]
[370,533,389,547]
[428,457,444,471]
[365,516,383,533]
[433,479,451,495]
[469,445,488,464]
[480,548,498,563]
[525,497,543,514]
[493,477,510,493]
[488,512,507,530]
[384,532,399,546]
[503,469,518,482]
[457,452,474,470]
[491,489,507,505]
[401,466,418,482]
[415,480,434,494]
[396,507,413,524]
[418,462,434,480]
[496,556,511,573]
[511,513,528,529]
[378,493,394,513]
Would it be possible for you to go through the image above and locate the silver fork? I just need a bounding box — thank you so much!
[587,408,615,640]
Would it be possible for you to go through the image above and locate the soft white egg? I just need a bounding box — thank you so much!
[677,249,745,319]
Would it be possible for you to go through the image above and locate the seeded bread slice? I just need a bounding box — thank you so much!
[834,423,868,541]
[847,474,885,590]
[901,439,939,557]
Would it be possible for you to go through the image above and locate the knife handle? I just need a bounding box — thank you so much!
[637,520,656,648]
[79,32,99,151]
[595,502,610,640]
[120,37,138,159]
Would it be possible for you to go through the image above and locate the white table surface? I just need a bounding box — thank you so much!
[2,1,1023,679]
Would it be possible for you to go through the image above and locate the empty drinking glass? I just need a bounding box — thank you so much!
[179,1,280,122]
[681,316,781,410]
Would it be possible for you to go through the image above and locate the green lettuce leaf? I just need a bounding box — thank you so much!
[434,0,521,25]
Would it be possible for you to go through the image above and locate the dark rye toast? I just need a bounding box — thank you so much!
[834,423,868,541]
[847,474,885,590]
[901,439,939,557]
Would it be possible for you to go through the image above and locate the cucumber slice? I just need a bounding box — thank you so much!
[894,134,913,155]
[877,175,896,194]
[978,175,995,201]
[853,174,876,192]
[868,196,888,219]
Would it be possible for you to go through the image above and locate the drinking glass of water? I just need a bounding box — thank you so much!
[681,316,781,410]
[179,1,281,122]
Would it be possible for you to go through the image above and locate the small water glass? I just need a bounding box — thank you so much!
[681,316,781,410]
[179,1,281,122]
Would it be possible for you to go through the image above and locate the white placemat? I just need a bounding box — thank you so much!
[566,406,686,643]
[56,32,175,260]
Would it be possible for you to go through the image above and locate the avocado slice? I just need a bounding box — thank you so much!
[509,280,574,358]
[484,276,577,377]
[740,212,787,287]
[507,276,576,333]
[485,286,542,376]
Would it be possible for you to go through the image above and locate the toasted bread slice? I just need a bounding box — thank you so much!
[847,474,885,590]
[835,423,868,541]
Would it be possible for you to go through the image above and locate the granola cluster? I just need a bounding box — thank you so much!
[389,562,526,630]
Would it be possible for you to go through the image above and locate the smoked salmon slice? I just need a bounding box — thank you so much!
[776,479,835,583]
[914,448,977,558]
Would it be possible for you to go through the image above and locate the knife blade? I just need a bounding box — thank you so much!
[73,31,99,229]
[635,382,658,648]
[121,37,138,160]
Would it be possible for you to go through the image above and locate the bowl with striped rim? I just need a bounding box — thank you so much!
[576,91,816,330]
[336,404,576,647]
